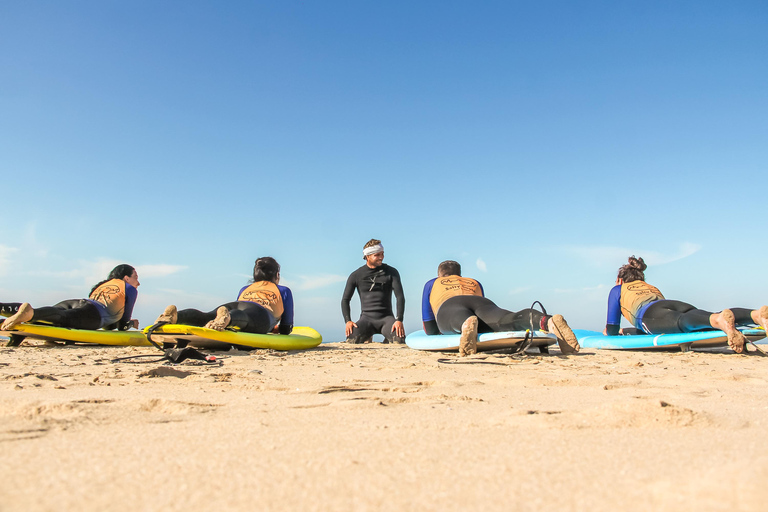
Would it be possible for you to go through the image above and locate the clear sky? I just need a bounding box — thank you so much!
[1,1,766,341]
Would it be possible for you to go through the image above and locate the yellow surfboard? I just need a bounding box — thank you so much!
[1,323,152,346]
[143,324,322,351]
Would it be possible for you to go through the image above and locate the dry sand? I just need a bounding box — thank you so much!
[2,339,767,512]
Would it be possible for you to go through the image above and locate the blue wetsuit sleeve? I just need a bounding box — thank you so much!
[422,279,436,322]
[478,280,485,297]
[422,279,440,335]
[605,285,622,335]
[237,285,248,300]
[278,285,294,335]
[119,284,138,330]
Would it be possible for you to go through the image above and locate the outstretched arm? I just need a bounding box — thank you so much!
[391,269,406,337]
[119,284,139,330]
[605,284,622,335]
[392,268,405,322]
[278,286,294,335]
[421,279,439,335]
[340,273,356,323]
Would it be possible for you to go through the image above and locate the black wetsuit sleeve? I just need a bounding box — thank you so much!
[391,268,405,322]
[341,272,357,323]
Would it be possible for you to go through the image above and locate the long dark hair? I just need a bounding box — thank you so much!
[90,264,136,295]
[252,257,280,283]
[617,256,646,283]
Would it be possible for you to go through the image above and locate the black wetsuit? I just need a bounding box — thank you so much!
[341,263,405,343]
[1,283,138,331]
[176,284,294,335]
[605,283,755,335]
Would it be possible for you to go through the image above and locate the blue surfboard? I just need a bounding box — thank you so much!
[574,328,766,351]
[406,329,557,352]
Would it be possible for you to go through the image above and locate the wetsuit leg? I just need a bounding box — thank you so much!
[227,302,274,334]
[31,300,102,330]
[437,296,545,334]
[377,315,403,343]
[679,306,753,332]
[435,297,476,334]
[178,302,274,334]
[731,308,755,326]
[642,300,707,333]
[177,308,218,326]
[0,303,24,317]
[347,315,377,343]
[476,304,545,332]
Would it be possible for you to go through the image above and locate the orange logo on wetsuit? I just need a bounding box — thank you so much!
[89,279,126,319]
[238,281,284,318]
[429,276,483,314]
[620,280,664,327]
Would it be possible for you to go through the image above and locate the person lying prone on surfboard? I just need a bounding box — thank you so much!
[154,256,293,335]
[604,255,768,353]
[1,264,140,331]
[421,260,580,356]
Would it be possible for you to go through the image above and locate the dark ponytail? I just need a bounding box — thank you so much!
[617,256,646,283]
[252,257,280,283]
[90,264,136,295]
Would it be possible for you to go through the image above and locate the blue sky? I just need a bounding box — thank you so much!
[1,1,766,341]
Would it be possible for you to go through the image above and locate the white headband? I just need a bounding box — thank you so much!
[363,244,384,256]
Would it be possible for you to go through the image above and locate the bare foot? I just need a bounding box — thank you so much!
[547,314,580,354]
[204,306,231,331]
[1,303,34,330]
[155,305,178,324]
[712,309,745,353]
[755,305,768,332]
[459,316,478,357]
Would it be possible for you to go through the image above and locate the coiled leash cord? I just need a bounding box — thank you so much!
[111,322,219,365]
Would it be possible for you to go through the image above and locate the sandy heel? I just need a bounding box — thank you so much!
[155,305,178,325]
[205,306,231,331]
[757,305,768,331]
[548,314,580,354]
[0,302,34,330]
[714,309,745,353]
[459,316,478,357]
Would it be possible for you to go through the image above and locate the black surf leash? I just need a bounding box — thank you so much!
[111,322,218,365]
[747,340,768,356]
[519,300,550,355]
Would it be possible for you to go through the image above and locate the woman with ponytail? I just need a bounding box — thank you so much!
[155,256,293,335]
[605,256,768,353]
[1,264,140,331]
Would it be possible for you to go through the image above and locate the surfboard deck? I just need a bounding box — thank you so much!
[143,324,322,351]
[405,329,557,352]
[574,328,766,351]
[0,323,152,346]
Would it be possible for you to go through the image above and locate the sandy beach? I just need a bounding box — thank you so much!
[2,339,767,512]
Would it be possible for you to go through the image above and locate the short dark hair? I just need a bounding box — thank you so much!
[617,255,646,283]
[438,260,461,277]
